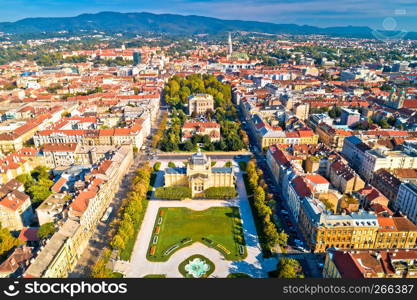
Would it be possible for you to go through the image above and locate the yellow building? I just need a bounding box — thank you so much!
[188,94,214,116]
[373,216,417,249]
[298,203,379,253]
[164,150,234,197]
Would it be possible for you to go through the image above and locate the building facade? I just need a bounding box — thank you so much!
[164,150,234,197]
[396,183,417,224]
[188,94,214,116]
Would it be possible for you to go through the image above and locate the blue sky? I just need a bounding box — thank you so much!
[0,0,416,30]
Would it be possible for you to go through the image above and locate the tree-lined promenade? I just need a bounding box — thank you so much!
[91,163,153,278]
[244,160,288,254]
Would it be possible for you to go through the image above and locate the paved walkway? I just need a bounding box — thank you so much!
[125,170,277,278]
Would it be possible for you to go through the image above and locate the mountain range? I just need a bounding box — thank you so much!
[0,11,415,39]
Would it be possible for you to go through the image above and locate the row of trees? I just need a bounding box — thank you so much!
[245,160,287,252]
[151,111,168,149]
[91,163,152,277]
[109,164,152,258]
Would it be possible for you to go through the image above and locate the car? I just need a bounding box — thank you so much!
[294,239,303,245]
[101,206,113,223]
[293,245,305,252]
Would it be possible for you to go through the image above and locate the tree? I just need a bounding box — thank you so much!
[277,258,304,278]
[168,162,176,168]
[31,166,50,181]
[111,234,126,250]
[263,220,279,248]
[0,224,20,257]
[27,180,53,203]
[153,162,161,172]
[38,222,56,240]
[378,119,390,129]
[183,140,194,152]
[16,173,35,189]
[91,249,114,278]
[278,231,289,248]
[254,186,265,204]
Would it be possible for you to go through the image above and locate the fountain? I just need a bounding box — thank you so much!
[184,257,210,278]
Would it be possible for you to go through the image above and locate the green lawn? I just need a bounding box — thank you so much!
[147,207,247,262]
[143,274,167,278]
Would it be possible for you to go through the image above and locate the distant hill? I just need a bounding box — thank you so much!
[0,11,415,39]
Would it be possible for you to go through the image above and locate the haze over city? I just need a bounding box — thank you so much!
[0,0,416,30]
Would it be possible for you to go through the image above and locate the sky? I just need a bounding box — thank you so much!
[0,0,416,30]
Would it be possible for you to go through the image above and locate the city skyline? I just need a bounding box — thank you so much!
[0,0,416,31]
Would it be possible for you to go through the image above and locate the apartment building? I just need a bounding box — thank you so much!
[396,183,417,224]
[0,179,34,231]
[342,136,417,182]
[323,248,417,278]
[373,216,417,249]
[326,159,365,194]
[371,169,402,204]
[315,123,352,151]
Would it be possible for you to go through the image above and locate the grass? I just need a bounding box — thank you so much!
[227,273,252,278]
[147,207,247,262]
[178,255,215,278]
[143,274,167,278]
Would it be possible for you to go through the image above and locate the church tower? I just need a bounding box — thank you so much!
[395,90,405,109]
[228,32,233,56]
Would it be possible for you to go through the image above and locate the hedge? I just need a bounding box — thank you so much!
[203,187,237,199]
[154,186,192,199]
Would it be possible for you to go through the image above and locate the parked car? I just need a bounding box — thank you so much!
[294,245,308,252]
[294,239,303,246]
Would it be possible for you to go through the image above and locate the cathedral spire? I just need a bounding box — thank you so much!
[228,32,233,56]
